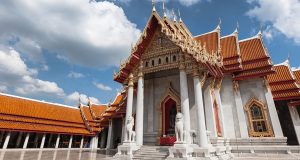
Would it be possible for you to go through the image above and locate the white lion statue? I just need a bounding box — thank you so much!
[175,112,184,142]
[125,116,136,142]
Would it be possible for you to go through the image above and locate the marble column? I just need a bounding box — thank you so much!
[214,84,227,138]
[80,136,84,149]
[123,73,134,142]
[40,134,46,149]
[23,133,30,149]
[265,85,284,137]
[147,79,154,133]
[233,81,249,138]
[55,134,60,149]
[2,132,11,149]
[179,63,191,144]
[68,135,73,148]
[193,70,208,148]
[135,61,144,146]
[94,134,99,149]
[106,119,113,149]
[16,132,23,148]
[288,105,300,144]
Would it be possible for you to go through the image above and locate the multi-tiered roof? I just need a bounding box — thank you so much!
[113,7,273,83]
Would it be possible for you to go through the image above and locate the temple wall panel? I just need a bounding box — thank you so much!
[220,76,238,138]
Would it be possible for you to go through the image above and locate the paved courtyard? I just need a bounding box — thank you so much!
[0,149,115,160]
[1,149,300,160]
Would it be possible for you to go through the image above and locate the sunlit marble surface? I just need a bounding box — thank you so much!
[0,149,116,160]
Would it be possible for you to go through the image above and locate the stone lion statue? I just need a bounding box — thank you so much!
[175,112,184,142]
[125,116,136,142]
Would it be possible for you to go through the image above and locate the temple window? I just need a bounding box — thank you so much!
[173,55,176,62]
[145,61,148,67]
[158,58,161,64]
[152,60,155,66]
[166,57,169,63]
[245,99,273,137]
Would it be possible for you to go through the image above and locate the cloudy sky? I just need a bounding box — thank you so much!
[0,0,299,106]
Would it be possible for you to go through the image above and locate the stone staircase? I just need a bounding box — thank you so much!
[133,145,169,160]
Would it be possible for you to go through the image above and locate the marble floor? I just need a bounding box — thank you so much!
[1,149,300,160]
[0,149,116,160]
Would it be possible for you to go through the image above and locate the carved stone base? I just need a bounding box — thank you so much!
[167,142,194,159]
[114,142,139,159]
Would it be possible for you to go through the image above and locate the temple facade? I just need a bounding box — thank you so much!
[1,4,300,160]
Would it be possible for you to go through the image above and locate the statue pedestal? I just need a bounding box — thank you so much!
[114,142,139,159]
[167,141,194,159]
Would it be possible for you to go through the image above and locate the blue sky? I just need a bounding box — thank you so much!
[0,0,299,106]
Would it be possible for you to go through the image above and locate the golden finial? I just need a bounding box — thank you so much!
[163,1,166,18]
[152,0,156,12]
[172,9,176,22]
[178,9,182,22]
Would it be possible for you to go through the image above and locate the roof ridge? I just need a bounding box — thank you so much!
[239,31,262,43]
[275,59,298,80]
[194,28,219,38]
[0,92,77,109]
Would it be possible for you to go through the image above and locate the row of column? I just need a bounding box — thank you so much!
[123,59,210,148]
[0,132,89,149]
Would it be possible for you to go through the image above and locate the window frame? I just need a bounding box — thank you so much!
[244,98,274,137]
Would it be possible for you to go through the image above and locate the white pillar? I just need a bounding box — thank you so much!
[23,133,30,149]
[40,134,46,149]
[106,119,113,149]
[233,80,249,138]
[215,86,227,138]
[179,64,191,143]
[2,132,11,149]
[16,132,23,148]
[55,134,60,149]
[265,86,284,137]
[68,135,73,148]
[94,134,99,149]
[135,62,144,146]
[193,70,208,148]
[123,73,134,142]
[121,118,125,143]
[288,105,300,144]
[80,136,84,149]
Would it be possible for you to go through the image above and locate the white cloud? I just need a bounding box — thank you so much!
[93,82,112,91]
[148,0,208,7]
[0,0,140,68]
[68,71,85,78]
[292,66,300,71]
[0,48,64,97]
[246,0,300,44]
[64,91,100,106]
[0,85,7,92]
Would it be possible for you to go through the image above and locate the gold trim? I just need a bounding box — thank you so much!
[244,98,274,137]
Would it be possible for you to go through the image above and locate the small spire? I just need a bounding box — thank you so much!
[163,1,166,18]
[235,21,239,33]
[287,52,291,62]
[172,9,176,22]
[257,24,263,38]
[152,0,156,12]
[216,17,221,30]
[178,9,182,22]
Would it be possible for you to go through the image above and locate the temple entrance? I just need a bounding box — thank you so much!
[163,98,177,136]
[160,96,178,146]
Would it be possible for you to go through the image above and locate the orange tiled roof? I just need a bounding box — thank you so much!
[267,63,300,101]
[90,104,107,118]
[0,94,94,135]
[294,70,300,85]
[194,30,219,55]
[220,33,242,73]
[234,34,274,80]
